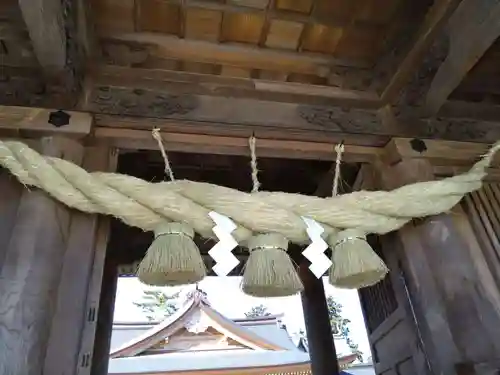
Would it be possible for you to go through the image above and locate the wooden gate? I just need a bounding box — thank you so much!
[360,184,500,375]
[359,235,432,375]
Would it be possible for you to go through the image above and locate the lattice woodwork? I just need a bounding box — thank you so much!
[462,184,500,288]
[358,235,398,333]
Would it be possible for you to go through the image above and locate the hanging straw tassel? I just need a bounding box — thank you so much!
[138,130,206,286]
[327,228,388,289]
[137,222,206,286]
[242,233,303,297]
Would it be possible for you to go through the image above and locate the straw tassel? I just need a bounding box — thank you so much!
[137,222,206,286]
[327,228,388,289]
[242,233,303,297]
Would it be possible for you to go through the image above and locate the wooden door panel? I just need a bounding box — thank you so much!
[359,236,430,375]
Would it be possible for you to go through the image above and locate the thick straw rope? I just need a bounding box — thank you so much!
[1,140,499,244]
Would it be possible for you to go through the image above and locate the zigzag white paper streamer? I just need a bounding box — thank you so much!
[301,217,332,278]
[208,211,240,276]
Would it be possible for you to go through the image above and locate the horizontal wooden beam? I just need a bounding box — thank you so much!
[94,114,390,147]
[94,127,381,163]
[433,165,500,182]
[378,104,500,144]
[101,32,368,78]
[381,137,500,167]
[439,100,500,122]
[0,105,92,138]
[93,66,381,108]
[18,0,67,73]
[425,0,500,115]
[83,77,500,144]
[0,104,496,168]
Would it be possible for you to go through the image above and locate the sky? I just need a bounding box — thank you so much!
[113,276,372,359]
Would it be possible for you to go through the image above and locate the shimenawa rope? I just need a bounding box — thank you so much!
[1,139,499,291]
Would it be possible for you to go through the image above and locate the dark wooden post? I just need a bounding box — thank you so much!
[91,255,119,375]
[299,261,339,375]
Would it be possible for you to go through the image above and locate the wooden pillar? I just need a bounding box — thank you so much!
[91,255,119,375]
[376,152,500,375]
[299,261,339,375]
[0,138,114,375]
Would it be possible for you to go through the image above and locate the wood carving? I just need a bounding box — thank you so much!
[297,105,384,133]
[90,86,199,117]
[419,118,500,142]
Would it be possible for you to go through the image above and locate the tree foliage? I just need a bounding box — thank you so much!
[134,290,180,321]
[298,295,363,361]
[244,304,272,318]
[325,295,363,361]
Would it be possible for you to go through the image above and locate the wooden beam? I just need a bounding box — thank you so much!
[94,125,499,167]
[93,66,381,108]
[433,165,500,182]
[101,33,369,78]
[381,0,462,104]
[18,0,67,72]
[381,137,500,167]
[85,76,500,144]
[378,104,500,144]
[0,105,92,138]
[425,0,500,115]
[94,127,381,163]
[439,100,500,122]
[94,114,390,148]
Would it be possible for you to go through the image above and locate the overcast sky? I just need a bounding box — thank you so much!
[113,276,372,358]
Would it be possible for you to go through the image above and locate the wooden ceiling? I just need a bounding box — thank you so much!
[2,0,500,150]
[93,0,408,87]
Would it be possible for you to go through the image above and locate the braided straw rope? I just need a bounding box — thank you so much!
[1,140,499,244]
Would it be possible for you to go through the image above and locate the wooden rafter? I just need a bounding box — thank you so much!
[381,0,463,104]
[18,0,67,73]
[425,0,500,115]
[101,33,369,78]
[93,66,381,108]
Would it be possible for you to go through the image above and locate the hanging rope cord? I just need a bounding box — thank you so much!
[249,135,260,194]
[152,128,175,182]
[0,138,498,244]
[332,143,344,198]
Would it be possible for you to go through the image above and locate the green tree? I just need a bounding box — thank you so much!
[298,296,362,361]
[134,290,180,321]
[245,304,271,318]
[325,295,363,361]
